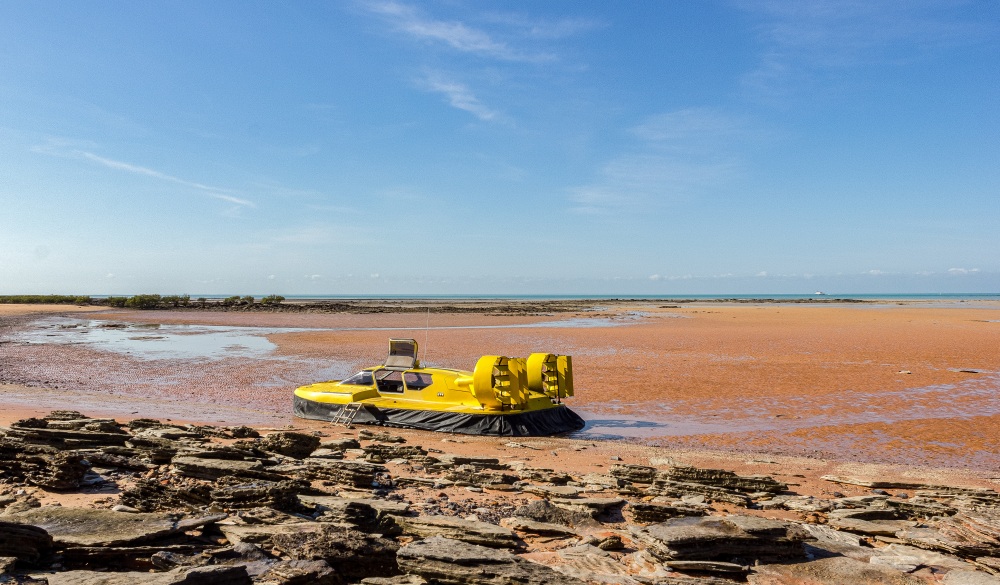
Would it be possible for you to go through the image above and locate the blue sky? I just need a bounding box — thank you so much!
[1,1,997,295]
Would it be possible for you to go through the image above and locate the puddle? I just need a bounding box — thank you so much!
[17,319,293,360]
[13,314,637,362]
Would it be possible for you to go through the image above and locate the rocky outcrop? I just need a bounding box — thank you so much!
[658,464,787,493]
[631,516,809,564]
[2,410,998,585]
[512,500,599,529]
[628,502,707,524]
[392,515,519,548]
[0,440,89,490]
[118,479,213,512]
[246,432,320,460]
[5,507,226,548]
[609,463,657,484]
[0,521,52,565]
[170,457,285,482]
[748,556,929,585]
[301,496,403,533]
[270,525,399,581]
[43,566,252,585]
[297,460,388,489]
[208,481,305,513]
[396,537,586,585]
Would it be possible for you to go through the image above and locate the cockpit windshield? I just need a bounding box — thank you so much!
[341,371,374,386]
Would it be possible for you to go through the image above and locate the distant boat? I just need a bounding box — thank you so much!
[814,291,827,295]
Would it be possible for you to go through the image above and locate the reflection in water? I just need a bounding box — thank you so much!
[20,319,285,360]
[18,314,635,362]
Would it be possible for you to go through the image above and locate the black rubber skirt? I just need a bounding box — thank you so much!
[293,395,585,437]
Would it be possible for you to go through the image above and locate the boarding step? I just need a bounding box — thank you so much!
[331,402,364,427]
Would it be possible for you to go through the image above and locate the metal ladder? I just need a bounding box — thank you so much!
[331,402,364,427]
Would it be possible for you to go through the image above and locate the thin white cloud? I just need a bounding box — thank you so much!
[480,12,605,40]
[567,108,750,215]
[740,1,992,96]
[419,72,500,121]
[631,108,756,152]
[77,152,254,207]
[365,1,556,62]
[947,267,980,275]
[34,141,255,208]
[567,154,734,214]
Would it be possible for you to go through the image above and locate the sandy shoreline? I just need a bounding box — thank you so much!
[1,300,998,475]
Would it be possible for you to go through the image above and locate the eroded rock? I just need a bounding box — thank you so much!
[6,507,225,548]
[0,521,52,565]
[396,536,586,585]
[631,515,809,564]
[393,515,519,548]
[270,525,399,581]
[748,556,928,585]
[251,432,321,460]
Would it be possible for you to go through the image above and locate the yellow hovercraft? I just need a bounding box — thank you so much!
[293,338,585,436]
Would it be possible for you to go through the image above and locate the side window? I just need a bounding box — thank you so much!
[376,370,404,393]
[404,372,433,389]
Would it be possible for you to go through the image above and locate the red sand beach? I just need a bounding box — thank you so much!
[1,300,998,472]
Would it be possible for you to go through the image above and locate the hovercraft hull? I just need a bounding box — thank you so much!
[293,394,585,437]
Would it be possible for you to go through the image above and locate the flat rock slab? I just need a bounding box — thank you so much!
[748,556,929,585]
[628,502,706,524]
[659,465,786,494]
[7,507,226,548]
[631,515,809,563]
[550,497,626,516]
[821,476,933,490]
[41,566,251,585]
[827,517,916,537]
[522,485,582,498]
[300,495,411,516]
[434,454,506,470]
[217,522,324,547]
[397,536,585,585]
[393,515,519,548]
[500,517,579,537]
[941,570,1000,585]
[170,456,283,481]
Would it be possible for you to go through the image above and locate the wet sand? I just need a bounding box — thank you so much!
[1,300,998,472]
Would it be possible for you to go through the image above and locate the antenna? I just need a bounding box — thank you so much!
[424,307,430,365]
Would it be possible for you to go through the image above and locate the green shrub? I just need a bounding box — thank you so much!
[105,296,128,307]
[124,294,162,309]
[261,294,285,305]
[161,295,190,308]
[242,295,255,305]
[222,296,241,306]
[0,295,81,304]
[74,296,91,305]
